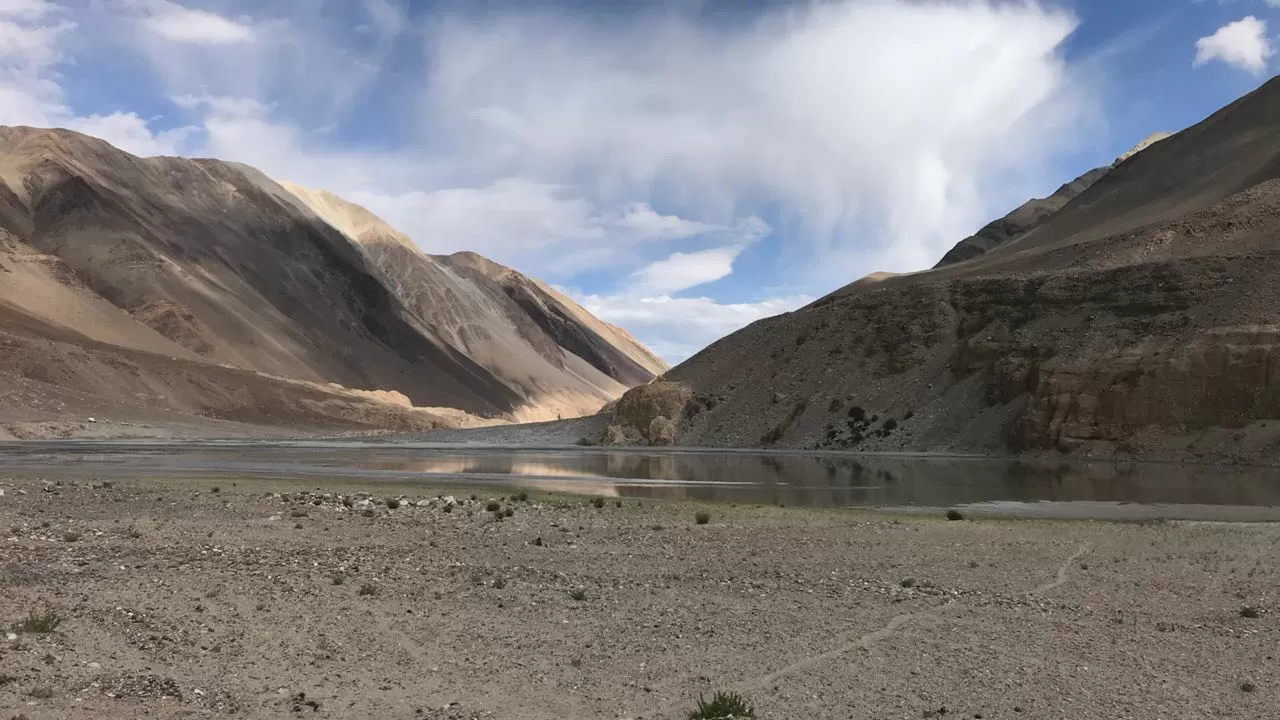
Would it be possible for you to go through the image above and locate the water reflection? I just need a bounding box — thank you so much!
[3,442,1280,519]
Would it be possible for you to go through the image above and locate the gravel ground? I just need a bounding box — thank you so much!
[1,474,1277,719]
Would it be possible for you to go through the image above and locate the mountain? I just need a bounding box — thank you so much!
[0,126,663,436]
[280,183,667,421]
[934,132,1172,267]
[611,77,1280,462]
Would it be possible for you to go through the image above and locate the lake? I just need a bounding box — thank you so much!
[2,440,1278,521]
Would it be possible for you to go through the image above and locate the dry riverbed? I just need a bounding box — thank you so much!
[1,474,1277,719]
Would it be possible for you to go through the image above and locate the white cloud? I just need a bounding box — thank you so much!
[0,0,56,20]
[629,246,746,296]
[1194,16,1274,74]
[612,202,717,241]
[423,0,1090,273]
[138,1,254,45]
[575,293,814,363]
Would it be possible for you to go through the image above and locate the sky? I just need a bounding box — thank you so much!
[0,0,1276,362]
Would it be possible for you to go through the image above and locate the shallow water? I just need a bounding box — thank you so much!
[1,440,1279,520]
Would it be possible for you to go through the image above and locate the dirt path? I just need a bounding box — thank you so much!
[1,475,1277,719]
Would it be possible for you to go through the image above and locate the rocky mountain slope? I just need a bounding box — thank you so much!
[0,126,663,435]
[934,132,1172,267]
[616,77,1280,462]
[281,184,666,421]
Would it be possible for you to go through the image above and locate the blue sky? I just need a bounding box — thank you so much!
[0,0,1276,361]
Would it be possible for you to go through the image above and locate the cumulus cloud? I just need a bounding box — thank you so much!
[1194,16,1274,74]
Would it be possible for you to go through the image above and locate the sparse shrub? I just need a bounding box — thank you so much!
[516,491,529,502]
[1241,681,1257,693]
[386,498,401,510]
[492,511,504,522]
[442,504,454,514]
[361,509,375,518]
[688,690,755,719]
[28,686,54,699]
[828,397,845,413]
[255,602,267,611]
[615,500,623,508]
[294,522,303,529]
[904,410,914,420]
[848,405,866,422]
[341,497,354,508]
[1241,606,1262,619]
[883,418,899,432]
[290,510,308,518]
[493,577,507,590]
[695,511,711,525]
[470,494,478,501]
[0,673,16,686]
[568,589,588,601]
[60,529,82,543]
[967,560,980,569]
[211,486,221,494]
[503,507,514,518]
[900,578,917,588]
[946,509,964,521]
[125,525,143,539]
[485,500,501,512]
[531,537,543,547]
[16,608,63,634]
[331,574,345,586]
[592,497,605,509]
[357,584,378,597]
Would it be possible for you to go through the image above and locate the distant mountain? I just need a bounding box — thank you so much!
[612,78,1280,462]
[281,183,667,421]
[0,126,663,435]
[935,132,1173,267]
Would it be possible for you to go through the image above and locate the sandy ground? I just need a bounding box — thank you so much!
[1,474,1277,720]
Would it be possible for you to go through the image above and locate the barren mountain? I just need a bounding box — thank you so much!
[0,126,662,435]
[613,77,1280,462]
[934,132,1172,267]
[281,183,667,421]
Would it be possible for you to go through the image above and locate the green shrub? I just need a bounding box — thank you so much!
[16,608,63,634]
[688,690,755,719]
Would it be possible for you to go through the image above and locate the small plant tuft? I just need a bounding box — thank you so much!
[485,500,502,512]
[688,690,755,719]
[386,498,401,510]
[1241,681,1257,693]
[503,507,514,518]
[516,491,529,502]
[694,511,711,525]
[493,577,507,590]
[945,509,965,521]
[211,486,221,494]
[615,500,623,508]
[1241,606,1262,619]
[591,497,605,509]
[16,608,63,634]
[900,578,917,588]
[61,531,81,543]
[357,584,379,597]
[568,588,588,601]
[331,574,345,586]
